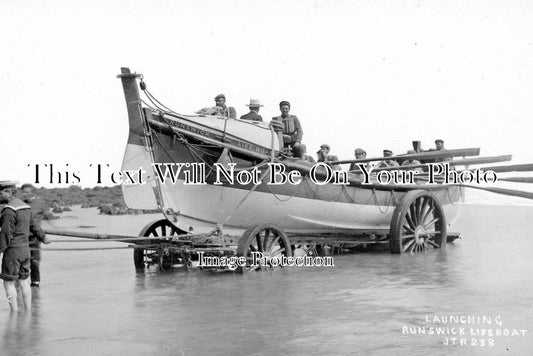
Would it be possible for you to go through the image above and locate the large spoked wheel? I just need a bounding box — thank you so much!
[134,219,187,270]
[389,190,447,254]
[236,224,292,274]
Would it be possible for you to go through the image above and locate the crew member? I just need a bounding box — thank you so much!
[20,183,49,287]
[401,150,422,166]
[239,98,263,122]
[349,148,368,171]
[214,94,236,119]
[272,101,304,158]
[317,144,341,170]
[376,149,399,168]
[0,181,46,311]
[434,139,451,162]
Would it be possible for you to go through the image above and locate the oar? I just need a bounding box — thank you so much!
[44,229,200,241]
[360,154,512,173]
[330,147,481,165]
[458,185,533,200]
[478,163,533,174]
[499,177,533,183]
[415,162,533,178]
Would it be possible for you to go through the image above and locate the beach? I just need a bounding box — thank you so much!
[0,203,532,355]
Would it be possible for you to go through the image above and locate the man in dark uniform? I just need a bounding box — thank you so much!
[239,98,263,122]
[214,94,237,119]
[272,101,305,158]
[0,181,46,311]
[21,183,49,287]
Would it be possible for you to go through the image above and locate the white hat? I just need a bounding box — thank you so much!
[246,98,263,107]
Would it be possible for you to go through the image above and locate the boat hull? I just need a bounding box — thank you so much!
[121,111,464,234]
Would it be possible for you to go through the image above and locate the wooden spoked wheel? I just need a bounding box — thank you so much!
[134,219,186,270]
[389,190,447,254]
[236,224,292,274]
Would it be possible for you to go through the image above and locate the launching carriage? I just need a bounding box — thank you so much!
[47,68,530,273]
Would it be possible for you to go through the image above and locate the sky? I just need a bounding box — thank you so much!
[1,0,533,192]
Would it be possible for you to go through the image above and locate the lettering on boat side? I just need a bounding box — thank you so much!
[232,139,270,155]
[164,119,212,138]
[162,118,270,155]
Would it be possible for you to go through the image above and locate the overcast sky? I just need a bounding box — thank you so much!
[1,0,532,190]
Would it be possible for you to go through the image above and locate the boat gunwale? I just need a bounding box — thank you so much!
[146,116,465,197]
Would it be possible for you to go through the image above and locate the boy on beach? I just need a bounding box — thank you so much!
[0,181,46,311]
[20,183,49,287]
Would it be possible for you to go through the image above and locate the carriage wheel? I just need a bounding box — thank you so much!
[389,190,447,254]
[134,219,187,270]
[236,224,292,274]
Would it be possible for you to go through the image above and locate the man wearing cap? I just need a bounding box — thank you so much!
[0,182,46,311]
[376,150,400,168]
[317,144,341,170]
[214,94,236,119]
[20,183,50,287]
[349,148,369,171]
[239,99,263,122]
[272,101,304,158]
[434,139,451,162]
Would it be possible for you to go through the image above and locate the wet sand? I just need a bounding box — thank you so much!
[1,204,532,355]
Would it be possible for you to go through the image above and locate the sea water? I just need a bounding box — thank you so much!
[0,205,532,355]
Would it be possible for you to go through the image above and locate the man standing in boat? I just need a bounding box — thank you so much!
[0,181,46,311]
[272,101,304,159]
[214,94,236,119]
[239,98,263,122]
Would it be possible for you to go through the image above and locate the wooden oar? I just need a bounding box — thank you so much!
[499,177,533,183]
[44,229,198,241]
[415,162,533,178]
[458,185,533,200]
[362,154,512,173]
[330,147,480,165]
[477,163,533,174]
